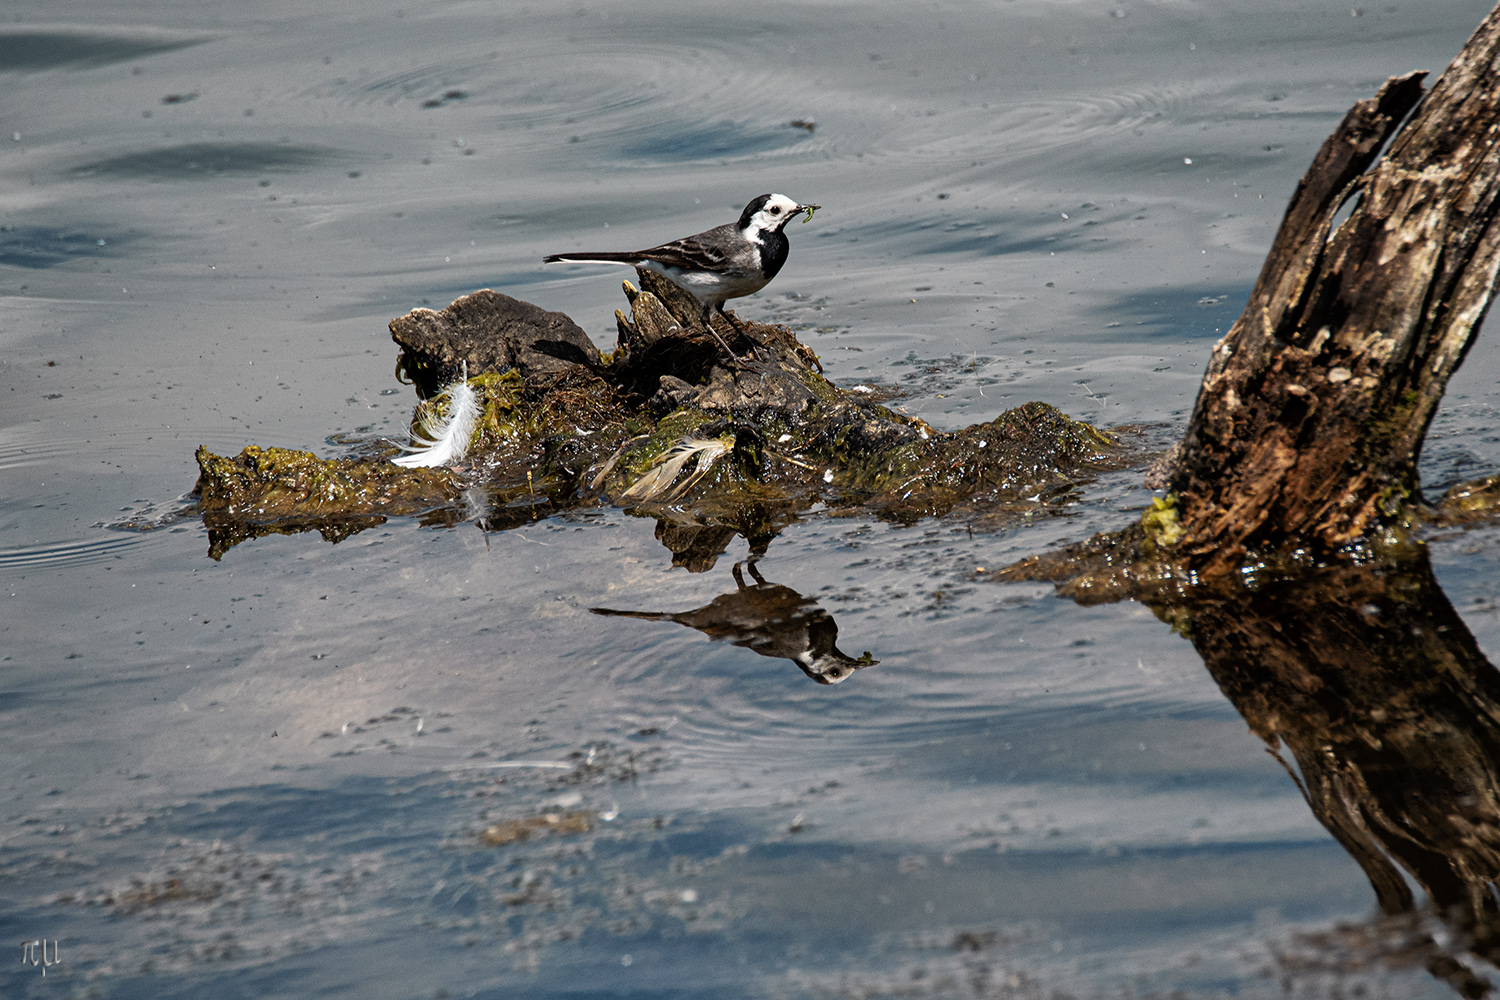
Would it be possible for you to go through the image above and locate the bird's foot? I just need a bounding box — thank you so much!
[700,309,771,369]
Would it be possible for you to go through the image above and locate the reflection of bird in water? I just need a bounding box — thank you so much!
[591,560,876,685]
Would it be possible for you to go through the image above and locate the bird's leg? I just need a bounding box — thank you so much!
[716,304,744,334]
[716,304,764,361]
[744,555,767,586]
[699,303,742,360]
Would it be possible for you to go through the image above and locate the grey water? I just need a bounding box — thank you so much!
[6,0,1500,996]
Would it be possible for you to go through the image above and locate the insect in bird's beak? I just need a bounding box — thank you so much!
[799,203,820,223]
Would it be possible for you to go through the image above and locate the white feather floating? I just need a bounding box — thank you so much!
[392,366,480,468]
[622,437,732,502]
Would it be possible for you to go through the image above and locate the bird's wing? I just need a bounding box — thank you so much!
[633,224,737,272]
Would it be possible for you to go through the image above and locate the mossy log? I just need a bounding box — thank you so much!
[192,444,462,561]
[192,269,1128,559]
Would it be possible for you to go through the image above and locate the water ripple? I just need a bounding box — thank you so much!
[0,426,259,469]
[0,27,215,71]
[72,142,350,180]
[0,533,143,572]
[0,434,74,472]
[306,40,829,165]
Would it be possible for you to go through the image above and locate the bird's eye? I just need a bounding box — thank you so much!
[769,206,781,215]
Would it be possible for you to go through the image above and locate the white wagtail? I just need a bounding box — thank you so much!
[543,193,819,357]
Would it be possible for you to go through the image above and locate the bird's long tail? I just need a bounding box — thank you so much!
[590,608,671,620]
[543,251,642,264]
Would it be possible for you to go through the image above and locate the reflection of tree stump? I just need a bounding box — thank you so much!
[993,7,1500,990]
[1155,5,1500,574]
[1150,554,1500,996]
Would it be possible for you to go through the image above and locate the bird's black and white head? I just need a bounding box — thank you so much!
[738,193,817,241]
[796,648,877,685]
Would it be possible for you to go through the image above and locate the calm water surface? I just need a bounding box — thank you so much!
[6,1,1500,996]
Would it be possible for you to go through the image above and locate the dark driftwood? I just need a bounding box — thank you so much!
[1000,2,1500,593]
[992,10,1500,990]
[1149,552,1500,996]
[1154,4,1500,574]
[192,271,1129,560]
[390,290,601,393]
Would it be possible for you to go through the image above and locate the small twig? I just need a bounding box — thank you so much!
[767,449,817,471]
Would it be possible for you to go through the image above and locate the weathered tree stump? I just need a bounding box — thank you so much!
[993,11,1500,987]
[1002,2,1500,592]
[1162,6,1500,574]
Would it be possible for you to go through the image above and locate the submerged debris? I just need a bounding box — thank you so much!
[479,811,594,847]
[1436,474,1500,524]
[190,271,1132,559]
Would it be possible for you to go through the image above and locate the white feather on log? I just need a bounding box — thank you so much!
[392,366,480,468]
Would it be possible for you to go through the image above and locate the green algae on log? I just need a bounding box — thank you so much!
[191,270,1130,560]
[192,444,462,560]
[194,444,460,515]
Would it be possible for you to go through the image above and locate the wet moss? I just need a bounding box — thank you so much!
[832,401,1120,521]
[192,444,463,559]
[190,282,1142,558]
[194,444,458,518]
[1141,493,1184,552]
[618,407,719,478]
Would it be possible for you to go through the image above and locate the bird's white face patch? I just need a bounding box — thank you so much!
[743,194,804,239]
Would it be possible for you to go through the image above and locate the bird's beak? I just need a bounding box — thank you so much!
[797,203,820,222]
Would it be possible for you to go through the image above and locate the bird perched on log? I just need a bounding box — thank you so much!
[543,193,819,358]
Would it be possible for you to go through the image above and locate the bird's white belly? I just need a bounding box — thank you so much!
[642,261,768,303]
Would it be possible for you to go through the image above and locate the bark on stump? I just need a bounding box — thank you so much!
[1159,2,1500,574]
